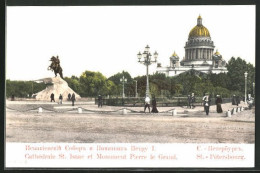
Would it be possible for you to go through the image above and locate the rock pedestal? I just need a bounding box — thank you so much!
[35,76,81,101]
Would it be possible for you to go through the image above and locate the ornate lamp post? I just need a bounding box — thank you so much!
[244,71,248,103]
[137,45,158,98]
[133,80,138,98]
[120,76,127,98]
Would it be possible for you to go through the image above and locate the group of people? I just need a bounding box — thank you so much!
[187,93,196,109]
[50,93,76,106]
[202,93,224,115]
[143,93,222,115]
[144,95,159,113]
[49,92,254,113]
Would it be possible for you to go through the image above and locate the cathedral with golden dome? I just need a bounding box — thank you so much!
[157,15,227,76]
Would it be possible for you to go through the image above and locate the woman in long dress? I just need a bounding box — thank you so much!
[151,96,159,113]
[215,95,223,113]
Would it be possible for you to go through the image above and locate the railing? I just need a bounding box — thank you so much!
[95,97,232,107]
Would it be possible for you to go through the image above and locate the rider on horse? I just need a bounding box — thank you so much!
[48,56,63,78]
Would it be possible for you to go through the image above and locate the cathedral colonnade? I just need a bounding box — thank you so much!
[185,48,214,60]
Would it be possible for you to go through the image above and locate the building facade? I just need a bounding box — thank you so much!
[157,15,227,76]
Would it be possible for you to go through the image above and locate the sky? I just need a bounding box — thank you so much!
[6,5,255,81]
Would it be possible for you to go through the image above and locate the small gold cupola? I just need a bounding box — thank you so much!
[172,51,177,57]
[214,49,221,55]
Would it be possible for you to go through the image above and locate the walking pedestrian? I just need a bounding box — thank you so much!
[50,93,55,102]
[247,94,254,109]
[215,95,223,113]
[232,95,237,105]
[11,94,15,101]
[187,95,191,108]
[98,95,103,108]
[59,94,63,104]
[203,93,211,115]
[236,96,240,106]
[144,95,150,113]
[151,96,159,113]
[71,93,76,106]
[68,93,71,101]
[191,93,196,109]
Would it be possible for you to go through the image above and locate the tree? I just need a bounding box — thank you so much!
[6,80,45,98]
[64,76,82,95]
[173,70,203,95]
[78,70,116,97]
[108,71,133,97]
[226,57,255,94]
[208,73,230,89]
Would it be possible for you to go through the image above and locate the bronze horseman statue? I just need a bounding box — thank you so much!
[47,56,63,79]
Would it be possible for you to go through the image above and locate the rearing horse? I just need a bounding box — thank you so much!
[47,56,63,79]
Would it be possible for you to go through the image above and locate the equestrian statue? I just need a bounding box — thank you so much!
[47,56,63,79]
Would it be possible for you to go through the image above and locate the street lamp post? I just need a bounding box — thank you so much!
[137,45,158,98]
[133,80,138,98]
[120,76,127,98]
[244,71,248,103]
[253,82,255,97]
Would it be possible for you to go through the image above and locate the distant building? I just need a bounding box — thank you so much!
[157,15,227,76]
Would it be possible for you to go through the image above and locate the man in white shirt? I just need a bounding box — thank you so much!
[144,96,151,113]
[202,93,211,115]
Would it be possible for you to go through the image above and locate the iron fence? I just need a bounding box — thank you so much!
[95,97,232,107]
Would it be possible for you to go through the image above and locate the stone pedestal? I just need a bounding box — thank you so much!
[35,76,80,101]
[172,109,177,116]
[226,110,231,117]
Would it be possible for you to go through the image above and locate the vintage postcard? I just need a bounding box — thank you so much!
[5,4,255,169]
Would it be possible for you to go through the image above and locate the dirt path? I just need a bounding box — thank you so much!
[6,103,254,143]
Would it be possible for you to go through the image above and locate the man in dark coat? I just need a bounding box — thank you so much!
[187,95,191,108]
[68,93,71,101]
[71,93,76,106]
[59,94,63,104]
[50,93,55,102]
[98,95,103,108]
[232,95,237,105]
[236,96,240,106]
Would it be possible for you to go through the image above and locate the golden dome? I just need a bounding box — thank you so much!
[214,49,221,55]
[172,51,177,57]
[188,15,210,38]
[189,25,210,38]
